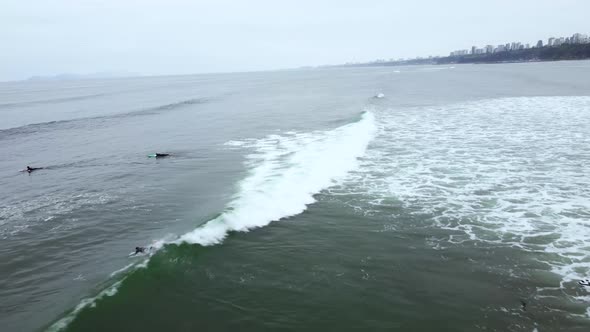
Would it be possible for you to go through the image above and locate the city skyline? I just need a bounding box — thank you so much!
[347,31,590,66]
[450,32,590,57]
[3,1,590,81]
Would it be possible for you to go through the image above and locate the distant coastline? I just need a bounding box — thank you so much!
[339,43,590,68]
[26,71,140,81]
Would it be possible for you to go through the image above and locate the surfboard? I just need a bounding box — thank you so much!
[147,154,157,158]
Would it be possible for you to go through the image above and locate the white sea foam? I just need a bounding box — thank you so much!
[418,66,456,71]
[109,263,135,277]
[223,140,249,147]
[178,111,376,245]
[47,280,124,332]
[48,255,154,332]
[340,96,590,309]
[0,192,117,239]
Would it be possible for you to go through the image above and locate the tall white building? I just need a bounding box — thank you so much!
[485,45,494,53]
[555,37,565,46]
[495,45,506,52]
[548,37,555,46]
[451,49,469,56]
[572,33,589,44]
[511,42,518,50]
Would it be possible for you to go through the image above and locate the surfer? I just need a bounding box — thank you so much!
[25,166,43,173]
[148,153,170,158]
[133,247,147,255]
[579,279,590,287]
[132,246,154,255]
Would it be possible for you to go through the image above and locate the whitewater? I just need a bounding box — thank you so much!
[179,111,376,245]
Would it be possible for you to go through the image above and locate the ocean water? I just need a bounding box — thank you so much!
[1,62,590,332]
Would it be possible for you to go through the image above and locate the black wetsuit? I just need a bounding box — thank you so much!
[134,247,146,255]
[155,153,170,158]
[26,166,43,173]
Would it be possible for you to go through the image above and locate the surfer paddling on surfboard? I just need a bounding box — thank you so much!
[147,153,170,158]
[132,247,146,255]
[23,166,43,173]
[131,246,154,256]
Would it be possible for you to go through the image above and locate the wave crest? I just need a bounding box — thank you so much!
[179,111,376,245]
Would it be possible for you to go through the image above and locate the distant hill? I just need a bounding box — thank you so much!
[27,72,140,81]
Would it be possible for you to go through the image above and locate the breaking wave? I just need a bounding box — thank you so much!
[179,111,376,244]
[46,110,376,331]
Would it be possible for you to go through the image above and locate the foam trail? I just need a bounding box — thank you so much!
[48,252,157,332]
[48,280,124,332]
[179,111,376,245]
[109,263,134,277]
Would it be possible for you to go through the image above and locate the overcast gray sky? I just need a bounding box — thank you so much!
[1,0,588,81]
